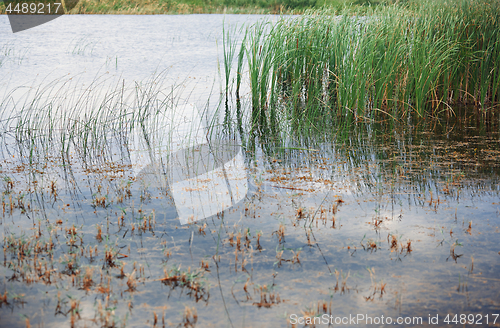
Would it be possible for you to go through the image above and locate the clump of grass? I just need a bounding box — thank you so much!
[365,268,387,301]
[3,176,14,193]
[296,207,304,219]
[275,246,302,267]
[180,306,197,328]
[272,222,286,242]
[253,285,282,308]
[136,211,156,233]
[230,0,500,133]
[93,194,107,208]
[0,291,7,304]
[96,298,118,327]
[126,269,137,291]
[403,240,412,254]
[104,245,120,268]
[389,234,398,251]
[200,259,210,271]
[448,240,464,262]
[299,299,332,325]
[65,225,83,247]
[81,267,94,291]
[62,254,79,275]
[332,269,350,294]
[95,224,103,242]
[49,181,57,201]
[361,238,379,252]
[256,230,263,250]
[0,42,29,67]
[68,297,81,327]
[387,234,413,255]
[159,266,208,301]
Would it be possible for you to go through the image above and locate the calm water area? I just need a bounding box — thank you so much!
[0,14,499,328]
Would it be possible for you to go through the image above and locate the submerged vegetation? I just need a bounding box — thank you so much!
[227,0,500,133]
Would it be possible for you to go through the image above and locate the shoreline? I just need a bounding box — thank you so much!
[0,0,380,15]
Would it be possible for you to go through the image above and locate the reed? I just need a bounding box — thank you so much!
[0,71,179,170]
[231,0,500,132]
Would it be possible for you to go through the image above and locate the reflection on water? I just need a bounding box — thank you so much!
[0,120,499,327]
[0,14,499,328]
[130,102,248,225]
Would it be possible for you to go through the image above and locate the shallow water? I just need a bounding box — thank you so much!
[1,14,500,328]
[0,14,277,108]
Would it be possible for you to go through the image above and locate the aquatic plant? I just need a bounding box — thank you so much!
[230,0,500,132]
[159,265,208,301]
[0,71,186,174]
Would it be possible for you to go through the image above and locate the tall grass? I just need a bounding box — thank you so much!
[221,23,239,131]
[0,42,29,67]
[231,0,500,131]
[0,72,182,170]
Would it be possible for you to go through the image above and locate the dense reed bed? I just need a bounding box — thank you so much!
[231,0,500,131]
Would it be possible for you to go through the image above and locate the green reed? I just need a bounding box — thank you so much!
[0,71,179,169]
[231,0,500,132]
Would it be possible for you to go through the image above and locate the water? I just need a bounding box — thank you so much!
[1,15,500,328]
[0,14,279,107]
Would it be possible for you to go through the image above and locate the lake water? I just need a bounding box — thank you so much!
[0,14,281,108]
[1,14,500,328]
